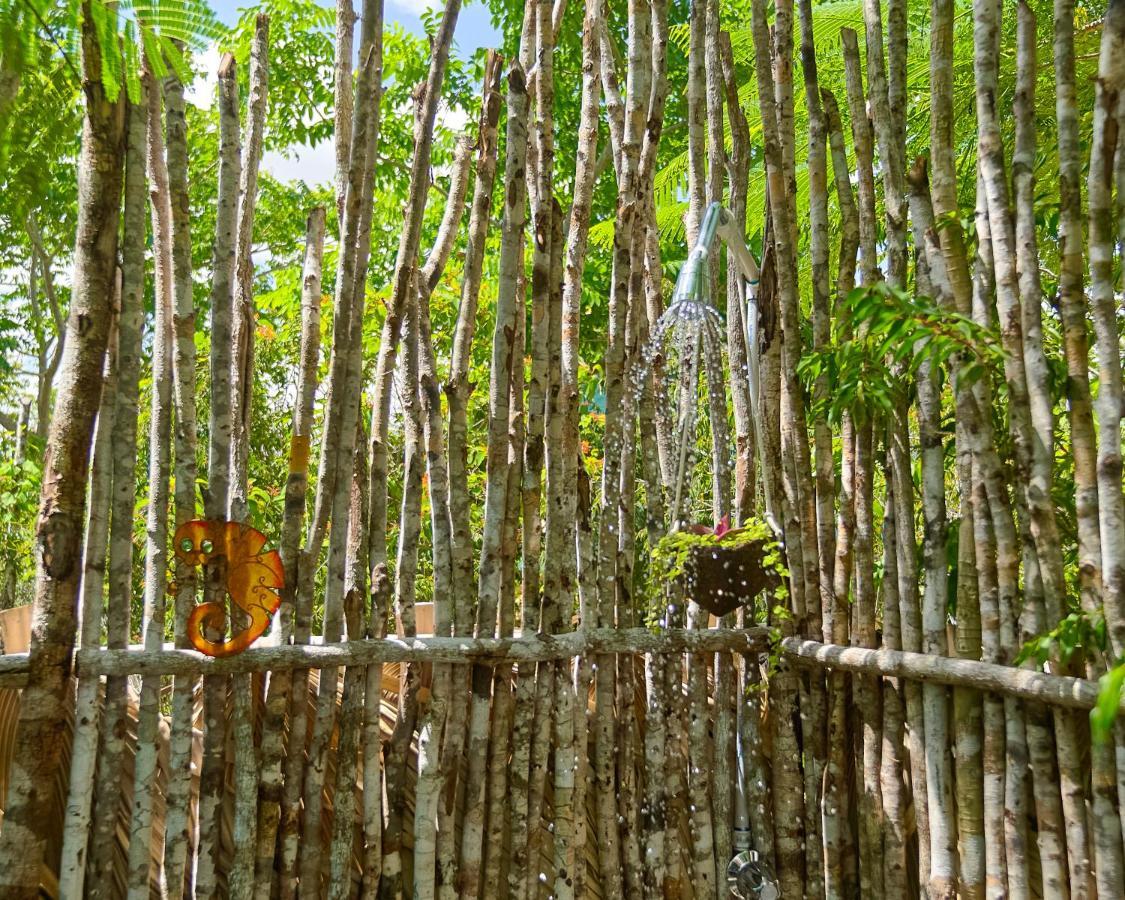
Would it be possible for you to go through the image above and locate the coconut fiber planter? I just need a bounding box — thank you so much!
[680,534,784,617]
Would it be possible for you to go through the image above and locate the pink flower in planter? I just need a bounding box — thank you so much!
[683,514,732,538]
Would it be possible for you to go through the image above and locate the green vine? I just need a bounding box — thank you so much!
[645,518,789,632]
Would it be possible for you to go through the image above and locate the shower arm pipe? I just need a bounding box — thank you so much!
[673,202,781,539]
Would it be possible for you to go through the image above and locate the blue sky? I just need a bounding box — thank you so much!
[202,0,501,182]
[209,0,501,58]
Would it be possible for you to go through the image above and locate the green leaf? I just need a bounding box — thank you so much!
[1093,665,1125,744]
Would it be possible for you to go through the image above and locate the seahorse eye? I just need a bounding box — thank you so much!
[200,539,214,554]
[180,538,194,553]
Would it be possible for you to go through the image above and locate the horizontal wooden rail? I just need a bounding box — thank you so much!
[0,632,1117,718]
[782,639,1107,713]
[71,626,768,677]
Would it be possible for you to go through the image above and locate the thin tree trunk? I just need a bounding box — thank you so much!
[513,4,557,890]
[163,47,201,900]
[459,23,531,897]
[253,206,326,897]
[909,157,986,900]
[795,6,833,893]
[195,53,242,897]
[820,84,860,900]
[976,5,1095,896]
[436,49,503,900]
[0,8,124,893]
[84,88,143,900]
[878,472,908,898]
[284,0,385,890]
[1088,0,1125,660]
[57,292,117,899]
[126,62,176,896]
[970,165,1030,900]
[229,13,270,523]
[1018,6,1123,894]
[749,10,809,895]
[411,134,473,900]
[840,28,883,896]
[543,1,603,891]
[334,0,355,219]
[227,21,269,882]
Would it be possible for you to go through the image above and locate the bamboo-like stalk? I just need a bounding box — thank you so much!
[327,589,366,900]
[334,0,355,220]
[460,23,532,895]
[56,290,117,899]
[356,11,460,889]
[0,9,125,892]
[839,28,883,895]
[863,3,933,889]
[412,134,473,900]
[685,0,706,244]
[820,83,859,898]
[1086,5,1125,890]
[377,281,427,898]
[748,6,811,894]
[794,6,832,893]
[366,0,461,632]
[229,13,270,524]
[1088,0,1125,660]
[976,5,1097,895]
[482,284,525,895]
[972,163,1038,900]
[195,53,242,897]
[617,0,655,889]
[1017,6,1122,895]
[513,4,557,890]
[225,8,266,863]
[281,0,385,889]
[928,8,1009,891]
[546,6,601,891]
[702,8,737,890]
[1052,0,1104,647]
[909,158,986,900]
[907,153,958,900]
[162,48,201,900]
[878,474,908,897]
[253,206,326,898]
[437,50,503,900]
[125,61,176,899]
[84,88,143,900]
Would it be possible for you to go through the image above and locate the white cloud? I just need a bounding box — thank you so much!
[184,44,222,110]
[262,141,337,187]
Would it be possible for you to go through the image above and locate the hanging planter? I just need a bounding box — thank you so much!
[651,518,787,619]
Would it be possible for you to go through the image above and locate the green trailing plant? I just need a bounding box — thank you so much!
[646,517,789,630]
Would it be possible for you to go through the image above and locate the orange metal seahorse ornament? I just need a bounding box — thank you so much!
[173,520,285,657]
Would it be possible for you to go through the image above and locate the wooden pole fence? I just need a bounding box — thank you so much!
[0,631,1117,718]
